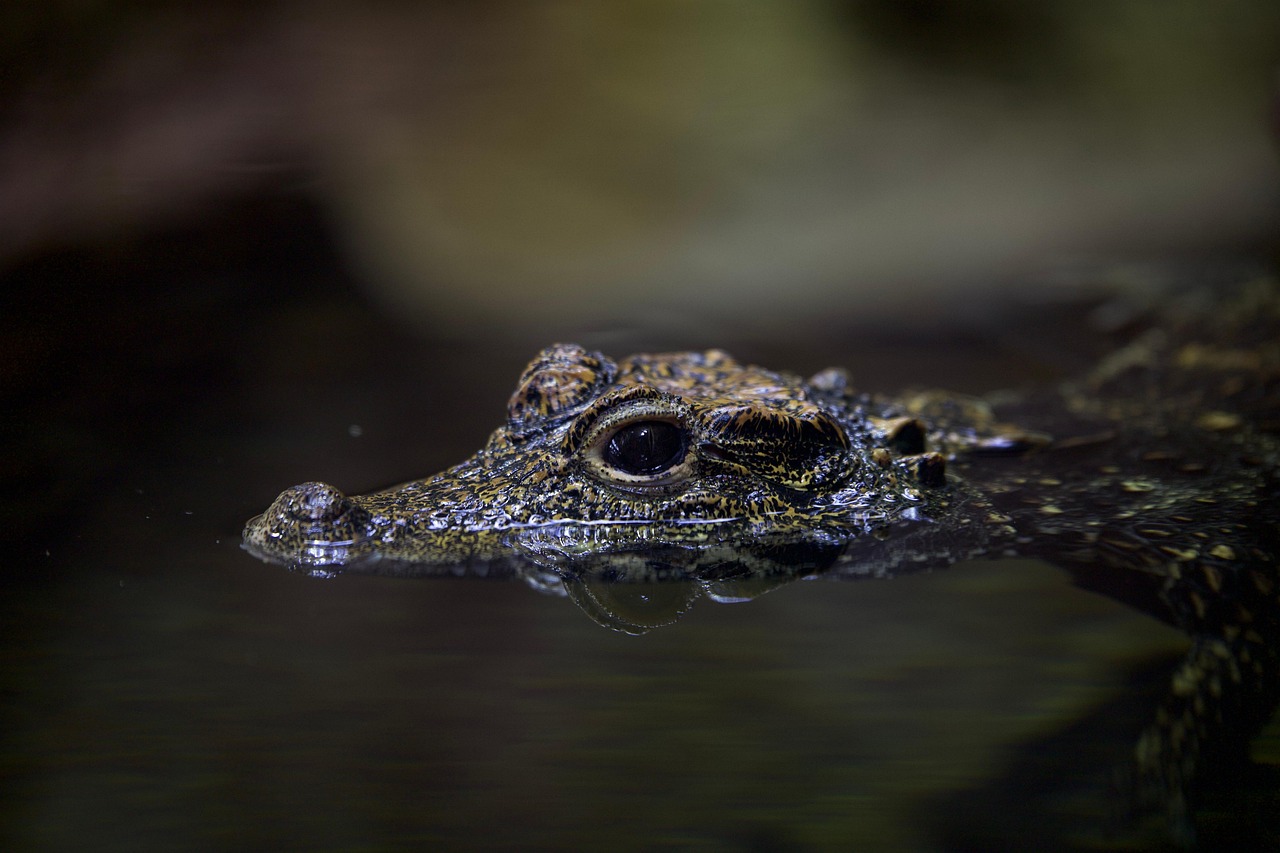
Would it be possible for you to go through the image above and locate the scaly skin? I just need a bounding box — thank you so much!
[244,277,1280,844]
[243,344,1023,577]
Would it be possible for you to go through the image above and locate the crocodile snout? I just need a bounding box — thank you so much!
[242,481,373,570]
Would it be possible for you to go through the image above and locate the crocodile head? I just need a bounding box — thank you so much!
[243,343,965,576]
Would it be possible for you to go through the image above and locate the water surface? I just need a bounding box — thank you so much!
[4,211,1277,851]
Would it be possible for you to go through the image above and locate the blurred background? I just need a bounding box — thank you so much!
[4,0,1279,333]
[4,3,1280,849]
[8,0,1280,543]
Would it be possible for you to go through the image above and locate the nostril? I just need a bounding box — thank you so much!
[244,481,374,567]
[276,482,349,522]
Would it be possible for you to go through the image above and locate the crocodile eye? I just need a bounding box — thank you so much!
[571,387,697,488]
[602,420,688,476]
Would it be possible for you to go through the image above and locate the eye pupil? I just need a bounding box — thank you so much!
[603,421,687,476]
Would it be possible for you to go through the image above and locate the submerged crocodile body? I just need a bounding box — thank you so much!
[245,277,1279,843]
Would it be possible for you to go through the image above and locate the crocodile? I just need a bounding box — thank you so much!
[244,276,1279,844]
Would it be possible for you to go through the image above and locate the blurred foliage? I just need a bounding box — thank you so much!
[2,1,1279,333]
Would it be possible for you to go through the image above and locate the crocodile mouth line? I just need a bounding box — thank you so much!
[495,515,748,531]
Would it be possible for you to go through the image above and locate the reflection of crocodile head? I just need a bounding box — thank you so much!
[244,343,1035,589]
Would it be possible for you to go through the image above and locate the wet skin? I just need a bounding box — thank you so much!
[245,278,1280,843]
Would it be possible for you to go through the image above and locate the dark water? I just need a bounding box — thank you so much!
[3,204,1277,851]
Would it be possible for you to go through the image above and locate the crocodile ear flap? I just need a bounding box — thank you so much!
[700,402,852,491]
[507,344,618,432]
